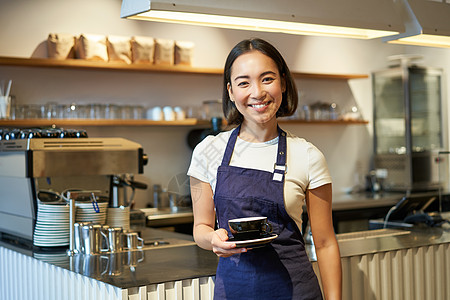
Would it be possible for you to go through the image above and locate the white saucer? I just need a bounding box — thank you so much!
[225,233,278,248]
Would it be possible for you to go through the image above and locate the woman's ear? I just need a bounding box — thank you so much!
[227,83,235,102]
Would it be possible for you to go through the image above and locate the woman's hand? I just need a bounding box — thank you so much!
[211,228,247,257]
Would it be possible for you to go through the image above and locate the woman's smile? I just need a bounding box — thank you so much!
[249,101,271,110]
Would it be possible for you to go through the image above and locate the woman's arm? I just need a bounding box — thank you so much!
[190,177,246,257]
[306,183,342,300]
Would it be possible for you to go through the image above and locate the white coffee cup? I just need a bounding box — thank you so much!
[149,106,163,121]
[173,106,186,120]
[163,106,175,121]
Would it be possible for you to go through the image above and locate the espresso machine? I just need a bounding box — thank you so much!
[0,131,147,245]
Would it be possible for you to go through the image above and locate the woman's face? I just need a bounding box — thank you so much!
[228,50,285,126]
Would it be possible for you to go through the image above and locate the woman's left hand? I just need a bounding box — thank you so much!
[211,228,247,258]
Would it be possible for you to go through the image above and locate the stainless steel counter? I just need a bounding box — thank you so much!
[139,193,402,232]
[312,222,449,258]
[2,219,450,300]
[140,192,420,228]
[141,193,402,225]
[332,190,450,211]
[2,218,450,282]
[328,191,450,233]
[332,192,402,211]
[0,227,217,290]
[141,207,193,227]
[140,192,443,237]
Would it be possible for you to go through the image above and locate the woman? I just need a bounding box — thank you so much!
[188,38,342,300]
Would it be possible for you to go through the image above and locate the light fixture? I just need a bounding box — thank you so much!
[121,0,402,40]
[383,0,450,48]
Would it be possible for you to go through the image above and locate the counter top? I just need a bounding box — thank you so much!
[1,214,449,290]
[98,245,218,288]
[337,223,450,257]
[307,215,450,261]
[0,228,218,289]
[332,190,450,211]
[139,193,401,231]
[332,192,402,211]
[140,192,445,231]
[141,207,194,227]
[140,192,425,224]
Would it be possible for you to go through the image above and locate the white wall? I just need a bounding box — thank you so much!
[1,0,450,207]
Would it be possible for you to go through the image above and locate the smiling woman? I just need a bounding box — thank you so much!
[222,39,297,133]
[188,38,342,300]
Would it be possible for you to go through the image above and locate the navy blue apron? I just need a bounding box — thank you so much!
[213,126,323,300]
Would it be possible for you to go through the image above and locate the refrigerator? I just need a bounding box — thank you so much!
[372,64,445,192]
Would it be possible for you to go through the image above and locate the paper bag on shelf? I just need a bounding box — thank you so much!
[154,38,175,65]
[76,34,108,61]
[107,35,132,64]
[175,41,194,66]
[47,33,76,59]
[131,36,155,64]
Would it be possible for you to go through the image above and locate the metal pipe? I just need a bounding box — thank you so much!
[66,191,75,256]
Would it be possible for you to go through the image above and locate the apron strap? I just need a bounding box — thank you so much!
[220,125,240,166]
[273,127,287,182]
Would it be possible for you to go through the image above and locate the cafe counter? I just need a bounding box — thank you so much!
[0,228,218,300]
[1,216,450,300]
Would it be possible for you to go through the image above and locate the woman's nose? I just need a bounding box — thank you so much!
[249,83,265,99]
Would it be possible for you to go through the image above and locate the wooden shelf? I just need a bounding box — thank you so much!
[279,119,368,125]
[0,118,211,128]
[0,56,369,129]
[0,56,369,80]
[0,118,368,128]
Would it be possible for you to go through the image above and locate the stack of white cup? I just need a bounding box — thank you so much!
[147,106,186,121]
[106,206,130,231]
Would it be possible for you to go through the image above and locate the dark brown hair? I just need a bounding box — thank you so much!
[222,38,298,125]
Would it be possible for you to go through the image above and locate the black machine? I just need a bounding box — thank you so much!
[385,193,446,227]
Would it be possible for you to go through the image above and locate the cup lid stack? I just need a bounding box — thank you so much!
[75,201,108,224]
[107,206,130,231]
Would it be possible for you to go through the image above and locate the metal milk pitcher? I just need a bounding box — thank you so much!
[81,224,109,255]
[123,231,144,250]
[107,227,123,252]
[74,222,92,253]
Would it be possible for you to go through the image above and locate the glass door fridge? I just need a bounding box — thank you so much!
[373,65,445,192]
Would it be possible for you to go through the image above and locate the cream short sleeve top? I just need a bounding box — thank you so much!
[187,127,332,232]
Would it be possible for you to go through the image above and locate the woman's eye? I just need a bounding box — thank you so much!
[237,81,249,87]
[262,77,275,83]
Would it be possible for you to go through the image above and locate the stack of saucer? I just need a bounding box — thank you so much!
[107,206,130,231]
[75,201,108,224]
[33,201,70,247]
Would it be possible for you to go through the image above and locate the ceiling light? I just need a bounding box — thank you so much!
[390,34,450,48]
[383,0,450,48]
[121,0,402,40]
